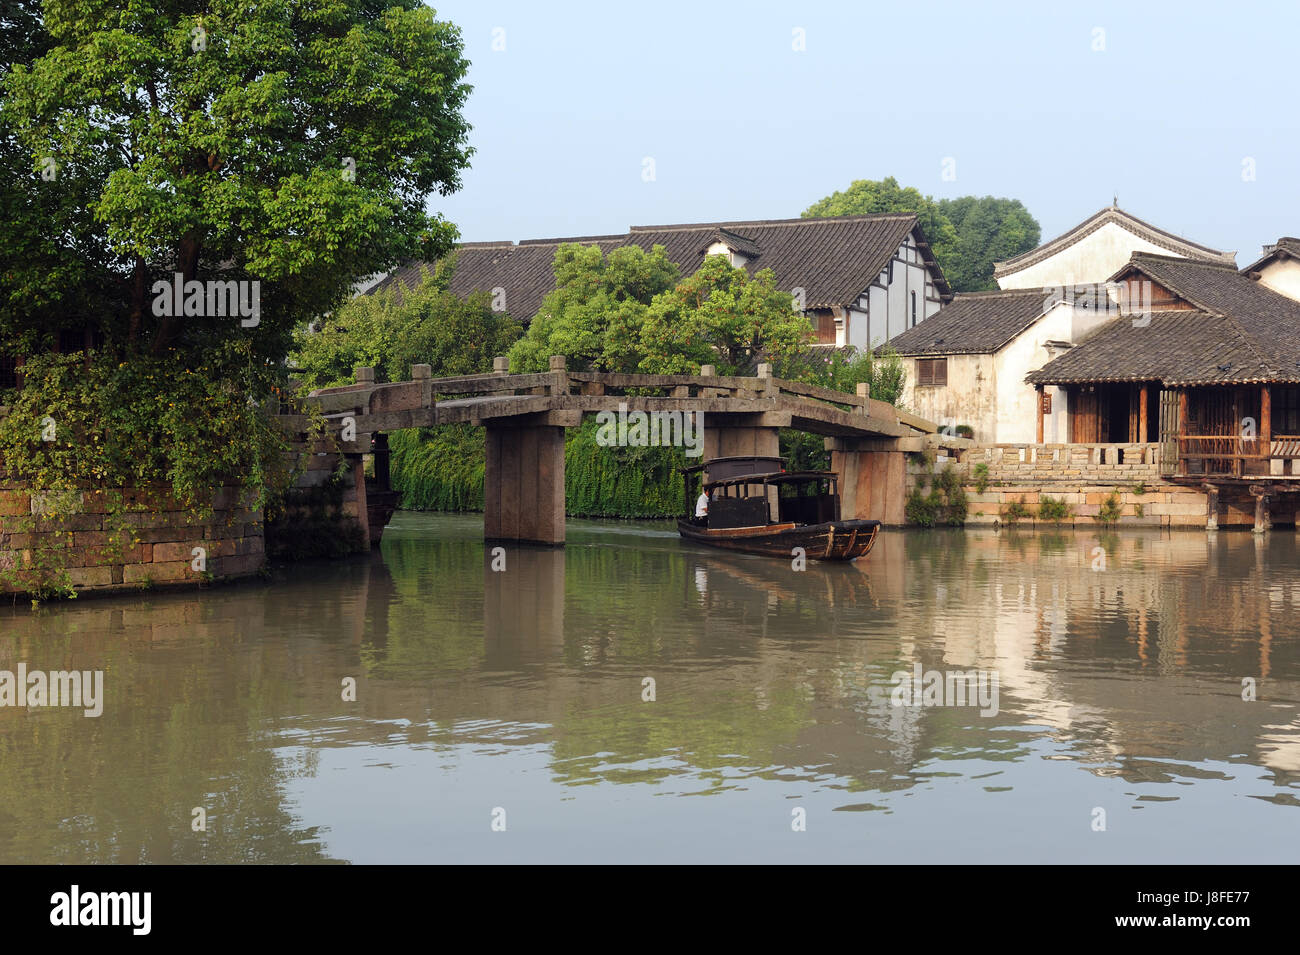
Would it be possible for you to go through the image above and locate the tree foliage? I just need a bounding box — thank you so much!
[936,195,1041,293]
[509,245,816,376]
[507,243,680,374]
[802,176,1040,292]
[292,264,524,389]
[0,1,474,534]
[2,0,473,360]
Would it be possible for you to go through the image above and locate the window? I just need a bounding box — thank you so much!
[911,291,918,327]
[1278,386,1300,434]
[917,358,948,387]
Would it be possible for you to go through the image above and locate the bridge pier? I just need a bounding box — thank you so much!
[827,437,907,525]
[483,418,570,546]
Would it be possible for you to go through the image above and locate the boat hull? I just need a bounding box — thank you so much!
[676,518,880,561]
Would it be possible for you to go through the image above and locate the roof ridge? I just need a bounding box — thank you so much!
[1129,250,1238,270]
[628,212,916,233]
[994,205,1231,277]
[952,288,1048,298]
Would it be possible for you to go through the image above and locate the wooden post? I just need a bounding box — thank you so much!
[1254,492,1271,534]
[1139,384,1149,444]
[1261,385,1272,471]
[1178,390,1189,472]
[1036,386,1045,444]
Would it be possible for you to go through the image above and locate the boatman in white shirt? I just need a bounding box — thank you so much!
[695,488,710,524]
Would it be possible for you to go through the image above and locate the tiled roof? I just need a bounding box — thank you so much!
[993,205,1234,281]
[1028,253,1300,386]
[1241,236,1300,275]
[367,214,953,322]
[704,228,762,258]
[889,288,1050,355]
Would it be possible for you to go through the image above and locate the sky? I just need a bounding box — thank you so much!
[429,0,1299,264]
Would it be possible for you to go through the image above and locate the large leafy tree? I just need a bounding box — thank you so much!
[1,1,122,351]
[936,195,1040,293]
[802,177,1040,292]
[2,0,473,361]
[803,176,958,269]
[0,1,474,526]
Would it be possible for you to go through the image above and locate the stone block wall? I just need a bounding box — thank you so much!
[969,443,1162,483]
[0,485,264,595]
[904,444,1276,529]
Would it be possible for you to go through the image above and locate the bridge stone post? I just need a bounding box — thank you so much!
[482,356,571,547]
[827,437,907,525]
[484,423,567,546]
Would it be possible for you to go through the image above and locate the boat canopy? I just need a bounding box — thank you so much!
[703,471,838,492]
[680,455,785,482]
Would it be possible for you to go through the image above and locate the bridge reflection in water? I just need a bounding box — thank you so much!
[1,515,1298,863]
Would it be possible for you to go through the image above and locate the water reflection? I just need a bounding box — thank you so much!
[1,514,1298,863]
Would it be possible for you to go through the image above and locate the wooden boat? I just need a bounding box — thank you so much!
[677,456,880,562]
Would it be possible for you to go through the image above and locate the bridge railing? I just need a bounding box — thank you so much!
[290,356,954,444]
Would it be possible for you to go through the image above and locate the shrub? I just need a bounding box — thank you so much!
[973,462,990,494]
[1037,495,1072,523]
[1003,497,1032,525]
[906,464,967,527]
[1131,482,1147,496]
[955,424,975,439]
[1096,491,1123,525]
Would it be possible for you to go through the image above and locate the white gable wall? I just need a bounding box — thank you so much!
[997,221,1201,291]
[845,231,945,351]
[1256,258,1300,301]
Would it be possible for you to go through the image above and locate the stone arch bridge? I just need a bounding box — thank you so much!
[275,357,969,546]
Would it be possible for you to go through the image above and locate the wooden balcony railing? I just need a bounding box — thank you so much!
[1178,434,1300,478]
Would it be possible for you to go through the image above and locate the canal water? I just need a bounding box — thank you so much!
[1,513,1298,863]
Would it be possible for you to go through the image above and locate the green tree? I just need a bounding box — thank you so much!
[638,255,815,375]
[803,176,958,267]
[510,245,815,376]
[937,195,1040,292]
[0,1,473,509]
[0,1,121,352]
[2,0,473,361]
[508,243,679,373]
[292,265,524,389]
[802,177,1040,293]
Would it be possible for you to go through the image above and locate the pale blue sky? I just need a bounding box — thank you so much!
[431,0,1298,264]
